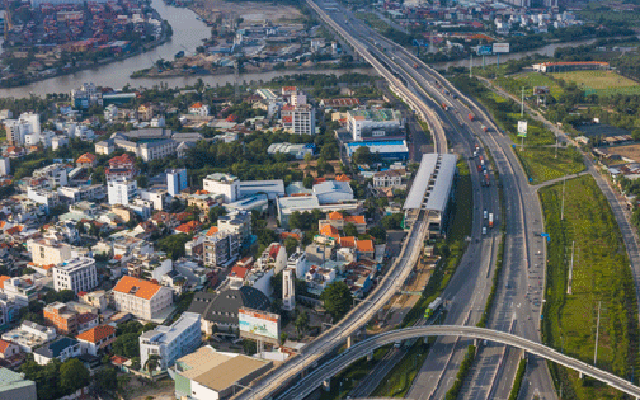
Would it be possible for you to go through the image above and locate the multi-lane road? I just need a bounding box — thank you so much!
[304,2,557,399]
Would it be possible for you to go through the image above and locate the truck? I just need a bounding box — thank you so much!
[475,144,480,152]
[414,63,419,69]
[480,158,485,167]
[481,124,488,132]
[424,297,443,319]
[441,103,448,110]
[489,212,494,228]
[484,173,490,187]
[469,113,476,122]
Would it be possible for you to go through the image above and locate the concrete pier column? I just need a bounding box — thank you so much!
[579,371,583,379]
[367,352,373,362]
[347,335,352,348]
[323,380,331,392]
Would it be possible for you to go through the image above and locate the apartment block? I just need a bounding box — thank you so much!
[282,103,315,135]
[27,238,71,266]
[43,302,78,335]
[53,257,98,293]
[203,231,239,268]
[139,312,201,370]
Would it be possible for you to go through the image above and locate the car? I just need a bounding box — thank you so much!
[482,227,487,235]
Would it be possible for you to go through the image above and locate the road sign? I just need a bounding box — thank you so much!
[493,42,510,53]
[517,121,527,137]
[477,45,492,56]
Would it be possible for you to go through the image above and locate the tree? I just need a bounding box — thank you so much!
[94,367,118,394]
[295,311,309,335]
[368,226,387,243]
[208,206,226,223]
[382,213,404,230]
[343,222,358,237]
[60,358,90,393]
[284,236,298,256]
[352,146,372,165]
[112,333,140,358]
[156,234,191,260]
[321,281,353,321]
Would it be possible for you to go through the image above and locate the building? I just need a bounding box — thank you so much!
[188,287,269,334]
[33,337,82,365]
[217,211,251,246]
[108,179,137,205]
[532,61,610,72]
[106,154,136,182]
[267,142,314,160]
[43,303,78,335]
[53,258,97,294]
[167,169,188,196]
[75,325,116,356]
[33,164,67,188]
[138,140,178,162]
[312,181,354,204]
[319,211,367,234]
[202,173,284,203]
[4,113,40,146]
[26,188,59,213]
[0,158,10,176]
[57,184,106,203]
[112,277,174,321]
[203,231,239,267]
[1,277,40,307]
[373,169,405,189]
[276,196,361,229]
[76,153,97,168]
[282,268,295,312]
[173,347,271,400]
[188,103,210,117]
[0,368,37,400]
[281,104,316,135]
[79,291,108,312]
[139,312,201,370]
[0,340,20,360]
[403,153,457,233]
[345,140,410,162]
[27,239,71,267]
[140,188,169,211]
[2,321,56,353]
[347,109,403,142]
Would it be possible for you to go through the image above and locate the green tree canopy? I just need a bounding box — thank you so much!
[321,281,353,321]
[60,359,90,393]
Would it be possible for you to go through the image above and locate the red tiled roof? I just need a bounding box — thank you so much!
[339,236,356,248]
[0,276,10,289]
[76,324,115,344]
[320,225,339,237]
[229,266,249,279]
[344,215,365,224]
[357,239,374,253]
[0,339,15,353]
[77,313,98,324]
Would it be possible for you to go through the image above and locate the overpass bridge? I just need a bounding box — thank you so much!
[277,325,640,400]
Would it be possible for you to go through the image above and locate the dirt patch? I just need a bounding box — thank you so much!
[598,143,640,163]
[190,0,303,23]
[127,378,175,400]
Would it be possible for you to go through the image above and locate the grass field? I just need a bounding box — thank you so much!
[552,70,640,96]
[540,175,639,400]
[498,73,564,98]
[516,146,585,184]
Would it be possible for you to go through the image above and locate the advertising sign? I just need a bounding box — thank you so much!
[517,121,528,137]
[477,45,493,56]
[239,307,281,344]
[493,42,510,53]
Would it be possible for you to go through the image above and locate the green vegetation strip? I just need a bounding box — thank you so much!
[539,175,639,400]
[444,345,477,400]
[318,346,391,400]
[508,358,527,400]
[370,340,433,397]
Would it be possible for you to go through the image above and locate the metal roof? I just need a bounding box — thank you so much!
[403,154,457,212]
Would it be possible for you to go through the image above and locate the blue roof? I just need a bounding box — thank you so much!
[49,337,78,358]
[346,140,405,148]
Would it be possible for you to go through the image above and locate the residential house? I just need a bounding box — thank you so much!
[76,325,116,356]
[2,321,56,352]
[33,337,82,365]
[75,153,97,169]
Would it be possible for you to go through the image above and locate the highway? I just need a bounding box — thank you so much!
[305,2,557,399]
[276,325,640,400]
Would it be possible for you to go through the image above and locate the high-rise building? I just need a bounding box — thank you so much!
[282,104,316,135]
[108,179,137,205]
[167,168,188,196]
[282,268,295,312]
[4,112,40,146]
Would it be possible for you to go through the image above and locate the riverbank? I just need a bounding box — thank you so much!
[1,28,173,89]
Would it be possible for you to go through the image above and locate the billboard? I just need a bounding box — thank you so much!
[517,121,527,137]
[493,42,510,53]
[239,307,281,344]
[477,45,493,56]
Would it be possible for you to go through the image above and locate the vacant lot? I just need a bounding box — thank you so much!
[499,72,564,98]
[540,175,638,400]
[594,143,640,163]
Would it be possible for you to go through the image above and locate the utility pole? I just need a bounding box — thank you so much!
[561,177,566,221]
[567,240,574,295]
[521,86,525,117]
[594,300,601,365]
[555,139,558,159]
[470,53,473,78]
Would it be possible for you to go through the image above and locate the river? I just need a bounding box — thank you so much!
[0,0,599,99]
